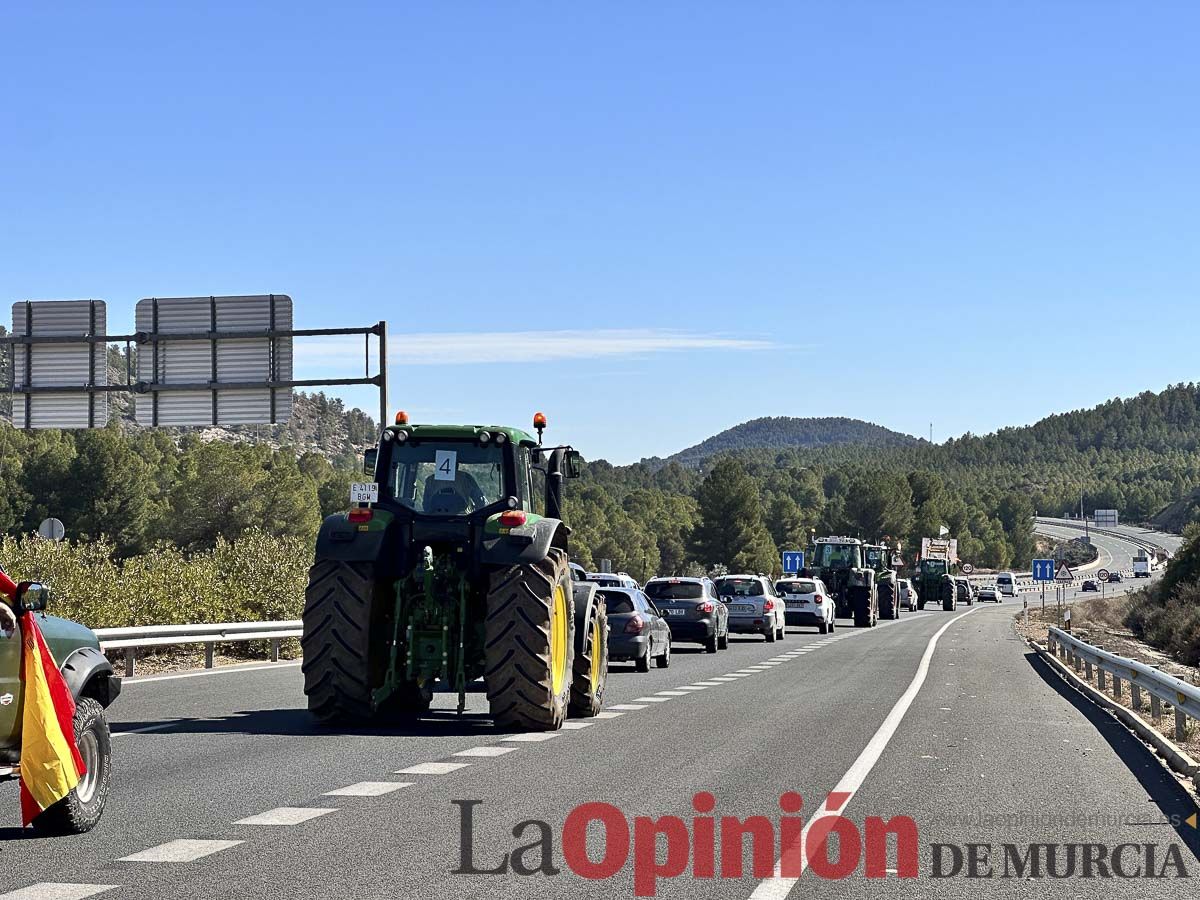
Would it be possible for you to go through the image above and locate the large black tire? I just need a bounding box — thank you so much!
[302,559,391,723]
[940,577,956,612]
[485,549,575,731]
[878,580,899,620]
[705,631,719,653]
[569,591,607,717]
[31,698,110,835]
[852,587,876,628]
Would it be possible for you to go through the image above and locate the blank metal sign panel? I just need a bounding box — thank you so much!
[10,299,108,428]
[134,295,293,426]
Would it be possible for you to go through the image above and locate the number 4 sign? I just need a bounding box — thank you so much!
[434,450,458,481]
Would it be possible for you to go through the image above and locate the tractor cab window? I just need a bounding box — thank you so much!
[865,548,884,568]
[388,442,506,515]
[816,543,861,569]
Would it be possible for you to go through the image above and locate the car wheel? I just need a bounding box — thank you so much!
[31,698,111,835]
[718,629,729,650]
[635,646,651,673]
[765,625,776,643]
[655,640,671,668]
[818,621,828,634]
[705,631,718,654]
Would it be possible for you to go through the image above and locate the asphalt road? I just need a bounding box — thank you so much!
[2,539,1196,897]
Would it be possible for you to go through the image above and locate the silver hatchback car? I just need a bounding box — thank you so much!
[715,574,786,642]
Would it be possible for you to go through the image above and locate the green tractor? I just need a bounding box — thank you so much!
[913,556,958,612]
[808,536,878,628]
[301,412,608,731]
[864,543,902,620]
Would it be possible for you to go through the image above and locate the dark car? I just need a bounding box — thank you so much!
[598,588,672,672]
[1081,580,1099,592]
[644,577,728,653]
[1107,572,1124,583]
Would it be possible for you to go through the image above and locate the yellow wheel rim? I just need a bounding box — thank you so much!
[550,582,568,696]
[588,611,603,694]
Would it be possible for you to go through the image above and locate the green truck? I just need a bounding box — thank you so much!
[301,413,608,730]
[1,581,122,834]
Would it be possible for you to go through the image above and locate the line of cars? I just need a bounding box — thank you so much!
[582,570,841,674]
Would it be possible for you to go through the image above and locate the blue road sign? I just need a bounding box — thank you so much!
[782,550,805,573]
[1032,559,1056,582]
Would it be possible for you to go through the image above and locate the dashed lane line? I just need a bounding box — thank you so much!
[118,839,244,862]
[234,807,338,826]
[453,746,517,757]
[560,721,593,729]
[595,711,624,719]
[395,761,471,775]
[655,690,689,695]
[607,704,648,710]
[633,696,672,702]
[0,886,118,900]
[502,732,558,742]
[324,781,414,796]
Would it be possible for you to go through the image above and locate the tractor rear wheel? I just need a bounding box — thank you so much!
[569,591,608,717]
[301,559,390,724]
[878,580,899,619]
[485,549,575,731]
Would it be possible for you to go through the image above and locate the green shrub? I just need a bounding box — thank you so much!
[1,530,312,630]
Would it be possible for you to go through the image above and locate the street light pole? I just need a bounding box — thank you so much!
[1081,482,1089,541]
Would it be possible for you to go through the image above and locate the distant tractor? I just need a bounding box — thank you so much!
[914,557,958,612]
[301,412,608,731]
[864,543,902,620]
[809,536,878,628]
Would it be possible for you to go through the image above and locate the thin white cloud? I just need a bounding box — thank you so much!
[295,328,773,367]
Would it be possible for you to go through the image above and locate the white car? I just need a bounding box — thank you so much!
[774,576,835,633]
[996,572,1018,597]
[898,578,919,611]
[586,572,640,590]
[715,574,787,642]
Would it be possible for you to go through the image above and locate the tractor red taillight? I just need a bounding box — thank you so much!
[624,615,645,634]
[499,510,528,527]
[348,508,373,524]
[696,601,714,613]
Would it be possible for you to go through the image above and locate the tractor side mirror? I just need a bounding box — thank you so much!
[363,446,378,477]
[564,450,583,479]
[15,581,50,613]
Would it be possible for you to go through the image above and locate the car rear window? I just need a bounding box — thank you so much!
[588,575,621,587]
[645,581,704,600]
[776,580,817,595]
[597,590,635,614]
[717,579,764,597]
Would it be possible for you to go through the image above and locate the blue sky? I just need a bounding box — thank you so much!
[3,2,1198,463]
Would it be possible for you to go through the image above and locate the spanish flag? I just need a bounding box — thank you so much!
[17,610,86,826]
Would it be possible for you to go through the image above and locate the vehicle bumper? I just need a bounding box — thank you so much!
[785,610,823,626]
[727,617,770,635]
[664,618,716,643]
[608,634,650,662]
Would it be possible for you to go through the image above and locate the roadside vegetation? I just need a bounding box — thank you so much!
[1125,524,1200,666]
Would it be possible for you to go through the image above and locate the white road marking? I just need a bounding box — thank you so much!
[607,703,647,710]
[111,721,187,739]
[747,605,983,900]
[324,781,413,796]
[560,721,593,729]
[675,685,708,691]
[690,681,724,686]
[235,807,338,826]
[0,887,118,900]
[744,666,771,670]
[501,732,558,742]
[122,661,301,685]
[395,761,472,775]
[119,839,244,862]
[633,696,672,702]
[655,690,688,696]
[708,677,737,682]
[453,746,517,757]
[595,711,624,718]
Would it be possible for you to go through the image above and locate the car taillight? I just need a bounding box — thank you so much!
[763,598,774,612]
[498,510,527,527]
[695,601,714,613]
[348,508,373,524]
[813,594,824,604]
[624,615,644,634]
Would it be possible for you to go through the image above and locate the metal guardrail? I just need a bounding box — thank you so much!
[1047,626,1200,742]
[95,620,302,677]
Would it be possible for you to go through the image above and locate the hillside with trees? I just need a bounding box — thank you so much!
[661,416,918,467]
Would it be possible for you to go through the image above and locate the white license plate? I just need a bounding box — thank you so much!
[785,600,808,608]
[664,608,686,616]
[731,604,756,614]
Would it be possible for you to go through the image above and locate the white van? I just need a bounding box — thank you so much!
[996,572,1017,597]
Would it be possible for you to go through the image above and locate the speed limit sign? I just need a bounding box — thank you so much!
[1097,569,1111,582]
[961,563,975,575]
